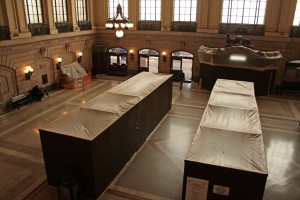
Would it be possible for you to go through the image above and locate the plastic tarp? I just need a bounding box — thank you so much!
[40,72,172,140]
[198,45,282,71]
[185,79,268,175]
[61,62,88,78]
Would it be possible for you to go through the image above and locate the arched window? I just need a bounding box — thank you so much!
[138,49,159,73]
[108,47,128,65]
[108,47,128,76]
[171,51,193,82]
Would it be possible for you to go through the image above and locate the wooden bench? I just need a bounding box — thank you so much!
[11,94,32,110]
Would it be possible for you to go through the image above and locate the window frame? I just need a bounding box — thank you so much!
[108,0,129,19]
[221,0,267,25]
[76,0,88,22]
[173,0,197,22]
[24,0,44,24]
[52,0,68,23]
[140,0,161,21]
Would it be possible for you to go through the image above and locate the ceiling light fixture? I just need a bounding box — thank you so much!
[105,3,134,38]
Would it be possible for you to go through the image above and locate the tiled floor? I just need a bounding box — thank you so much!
[0,76,299,200]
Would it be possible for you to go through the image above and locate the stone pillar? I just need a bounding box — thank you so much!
[5,0,31,39]
[69,0,80,31]
[128,0,138,30]
[45,0,58,34]
[161,0,172,31]
[0,0,8,26]
[197,0,221,33]
[265,0,297,37]
[91,0,106,29]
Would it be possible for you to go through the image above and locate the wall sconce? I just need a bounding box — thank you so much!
[129,49,134,61]
[56,57,62,70]
[24,66,33,81]
[162,51,167,62]
[78,52,83,63]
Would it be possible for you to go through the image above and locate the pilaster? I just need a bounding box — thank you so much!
[45,0,58,34]
[161,0,172,31]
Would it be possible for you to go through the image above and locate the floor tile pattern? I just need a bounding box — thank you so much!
[0,79,299,200]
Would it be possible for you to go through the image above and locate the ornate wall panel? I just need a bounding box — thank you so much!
[219,24,265,36]
[0,66,18,102]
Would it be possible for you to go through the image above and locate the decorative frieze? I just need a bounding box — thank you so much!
[171,22,196,32]
[55,22,73,33]
[28,23,50,36]
[219,23,265,36]
[138,21,161,31]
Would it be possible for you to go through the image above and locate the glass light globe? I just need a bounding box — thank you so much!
[121,23,125,28]
[116,30,124,37]
[114,23,119,28]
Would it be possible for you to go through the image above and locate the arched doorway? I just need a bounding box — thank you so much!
[171,51,193,82]
[108,47,128,76]
[138,49,159,73]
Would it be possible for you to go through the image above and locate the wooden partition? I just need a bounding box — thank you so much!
[39,72,173,199]
[182,79,268,200]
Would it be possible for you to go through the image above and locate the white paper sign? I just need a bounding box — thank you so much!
[213,184,230,196]
[185,177,209,200]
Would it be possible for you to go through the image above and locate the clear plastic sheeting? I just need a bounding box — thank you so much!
[185,79,268,175]
[109,72,171,98]
[40,72,172,140]
[82,93,140,115]
[61,62,88,79]
[198,45,282,71]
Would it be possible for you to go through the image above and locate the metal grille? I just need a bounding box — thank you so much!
[222,0,267,25]
[76,0,88,21]
[24,0,44,24]
[140,0,161,21]
[53,0,68,22]
[55,22,73,33]
[173,0,197,22]
[138,21,161,30]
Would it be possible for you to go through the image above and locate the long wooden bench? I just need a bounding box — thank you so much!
[11,94,32,110]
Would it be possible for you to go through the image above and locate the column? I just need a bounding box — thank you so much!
[45,0,58,34]
[265,0,296,37]
[91,0,107,30]
[197,0,221,33]
[161,0,172,31]
[69,0,80,31]
[128,0,138,30]
[5,0,31,39]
